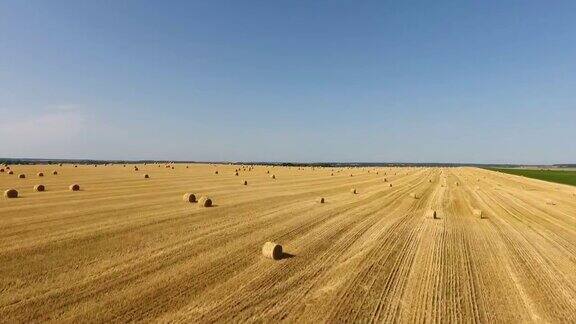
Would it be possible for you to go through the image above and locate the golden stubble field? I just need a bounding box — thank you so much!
[1,164,575,322]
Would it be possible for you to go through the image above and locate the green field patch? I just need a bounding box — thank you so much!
[487,168,576,187]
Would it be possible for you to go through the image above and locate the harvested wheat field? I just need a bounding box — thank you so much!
[1,164,576,322]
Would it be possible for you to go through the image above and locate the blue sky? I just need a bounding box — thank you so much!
[1,1,575,163]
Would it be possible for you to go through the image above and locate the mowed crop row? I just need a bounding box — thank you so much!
[1,164,575,322]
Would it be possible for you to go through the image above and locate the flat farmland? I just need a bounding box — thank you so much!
[1,164,575,322]
[488,167,576,187]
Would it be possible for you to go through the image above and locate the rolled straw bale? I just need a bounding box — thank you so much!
[4,189,18,198]
[198,196,212,207]
[426,210,437,219]
[262,242,283,260]
[183,193,196,203]
[473,209,483,218]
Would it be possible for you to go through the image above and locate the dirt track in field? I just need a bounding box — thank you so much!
[1,164,575,322]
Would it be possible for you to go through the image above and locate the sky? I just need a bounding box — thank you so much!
[1,1,575,164]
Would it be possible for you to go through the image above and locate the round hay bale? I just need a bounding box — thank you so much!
[4,189,18,198]
[58,163,63,167]
[74,165,78,168]
[171,166,175,170]
[545,199,556,206]
[388,183,393,187]
[234,172,239,176]
[214,170,218,175]
[8,170,14,175]
[428,179,432,183]
[52,170,58,175]
[134,167,139,171]
[270,174,276,179]
[426,210,437,219]
[0,168,4,173]
[37,172,44,177]
[18,174,26,179]
[473,209,483,218]
[34,184,45,192]
[198,196,212,207]
[409,192,420,199]
[69,184,80,191]
[144,174,150,179]
[183,193,197,203]
[455,182,460,186]
[383,178,387,182]
[330,173,334,176]
[351,188,357,194]
[242,180,248,185]
[318,197,325,203]
[262,242,282,260]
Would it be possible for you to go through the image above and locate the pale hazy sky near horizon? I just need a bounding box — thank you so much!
[1,1,575,164]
